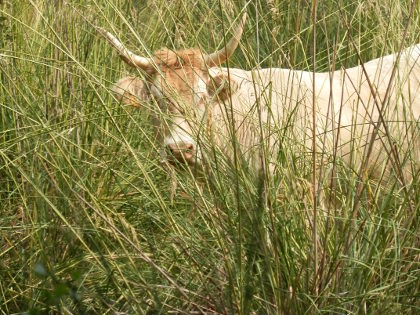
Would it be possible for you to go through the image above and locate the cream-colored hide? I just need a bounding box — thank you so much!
[203,47,420,182]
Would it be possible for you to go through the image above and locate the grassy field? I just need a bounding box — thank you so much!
[1,0,419,313]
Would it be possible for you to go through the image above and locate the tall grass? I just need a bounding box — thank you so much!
[1,0,419,313]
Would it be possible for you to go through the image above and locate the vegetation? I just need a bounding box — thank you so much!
[0,0,419,313]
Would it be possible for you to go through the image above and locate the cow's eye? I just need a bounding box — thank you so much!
[196,95,207,107]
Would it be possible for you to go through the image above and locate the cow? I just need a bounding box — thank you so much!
[98,13,419,185]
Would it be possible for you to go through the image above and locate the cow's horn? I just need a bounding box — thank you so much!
[97,27,154,71]
[204,13,247,67]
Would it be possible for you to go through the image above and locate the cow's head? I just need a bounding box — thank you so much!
[99,14,246,166]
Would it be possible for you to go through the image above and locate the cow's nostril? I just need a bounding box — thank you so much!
[167,143,177,154]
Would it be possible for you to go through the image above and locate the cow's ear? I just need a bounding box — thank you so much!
[111,76,149,107]
[207,73,238,102]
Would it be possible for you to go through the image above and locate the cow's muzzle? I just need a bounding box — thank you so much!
[166,142,196,165]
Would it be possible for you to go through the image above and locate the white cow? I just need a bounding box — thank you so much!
[100,14,419,184]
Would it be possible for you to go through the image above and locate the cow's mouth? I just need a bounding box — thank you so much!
[161,149,195,166]
[169,151,196,166]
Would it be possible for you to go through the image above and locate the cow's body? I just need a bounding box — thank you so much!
[100,15,419,182]
[204,45,420,178]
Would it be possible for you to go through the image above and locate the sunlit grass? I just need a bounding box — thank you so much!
[0,0,419,313]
